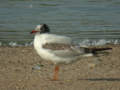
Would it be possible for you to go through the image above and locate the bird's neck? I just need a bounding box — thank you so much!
[34,34,43,48]
[34,33,49,48]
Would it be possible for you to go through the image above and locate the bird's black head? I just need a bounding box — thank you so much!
[39,24,50,33]
[31,24,50,34]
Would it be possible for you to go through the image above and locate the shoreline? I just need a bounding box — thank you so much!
[0,45,120,89]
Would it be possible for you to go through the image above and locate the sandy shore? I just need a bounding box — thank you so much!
[0,45,120,90]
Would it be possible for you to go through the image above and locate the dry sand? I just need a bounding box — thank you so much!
[0,45,120,90]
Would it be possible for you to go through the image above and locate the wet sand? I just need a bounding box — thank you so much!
[0,45,120,90]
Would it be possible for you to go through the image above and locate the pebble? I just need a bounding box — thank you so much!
[32,64,44,70]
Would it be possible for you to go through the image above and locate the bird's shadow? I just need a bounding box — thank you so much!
[79,78,120,81]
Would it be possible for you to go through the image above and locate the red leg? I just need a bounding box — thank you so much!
[53,65,59,80]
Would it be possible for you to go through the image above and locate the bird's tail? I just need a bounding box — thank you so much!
[84,47,112,54]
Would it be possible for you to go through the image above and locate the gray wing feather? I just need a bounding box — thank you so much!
[51,46,85,58]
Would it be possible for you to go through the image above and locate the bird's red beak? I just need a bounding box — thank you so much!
[30,30,38,34]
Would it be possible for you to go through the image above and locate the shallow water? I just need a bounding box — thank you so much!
[0,0,120,46]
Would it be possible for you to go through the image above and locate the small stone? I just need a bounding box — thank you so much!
[88,63,96,69]
[32,64,44,70]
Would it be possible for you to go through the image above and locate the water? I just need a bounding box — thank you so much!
[0,0,120,46]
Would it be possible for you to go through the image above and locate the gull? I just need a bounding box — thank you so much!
[31,24,112,80]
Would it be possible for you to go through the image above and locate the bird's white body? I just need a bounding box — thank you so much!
[33,33,89,64]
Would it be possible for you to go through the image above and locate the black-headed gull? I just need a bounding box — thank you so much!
[31,24,112,80]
